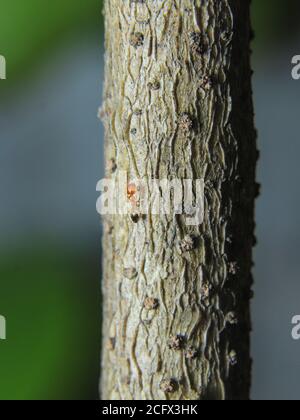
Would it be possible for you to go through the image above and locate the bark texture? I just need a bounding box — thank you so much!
[100,0,257,400]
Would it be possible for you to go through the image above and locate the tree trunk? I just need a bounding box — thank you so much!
[100,0,257,401]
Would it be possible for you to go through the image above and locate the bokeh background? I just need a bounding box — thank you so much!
[0,0,300,400]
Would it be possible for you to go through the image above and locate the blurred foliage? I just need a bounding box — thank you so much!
[252,0,300,52]
[0,0,102,79]
[0,246,100,400]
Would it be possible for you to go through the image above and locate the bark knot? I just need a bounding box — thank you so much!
[144,297,159,310]
[107,158,117,174]
[178,113,194,135]
[168,334,185,351]
[185,346,198,360]
[189,32,208,55]
[148,81,161,91]
[130,32,144,48]
[160,379,178,394]
[123,267,138,280]
[179,235,197,253]
[200,76,213,91]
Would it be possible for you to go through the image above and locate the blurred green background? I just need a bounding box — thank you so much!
[0,0,300,400]
[0,0,102,400]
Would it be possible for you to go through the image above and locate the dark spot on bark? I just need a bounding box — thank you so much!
[220,30,232,43]
[148,81,161,90]
[179,235,198,253]
[160,379,178,393]
[123,376,131,385]
[178,113,194,135]
[130,214,140,223]
[200,281,212,305]
[130,32,144,48]
[105,223,114,235]
[168,334,185,351]
[144,297,159,310]
[200,76,213,91]
[189,32,208,55]
[107,158,117,174]
[185,346,198,360]
[107,337,116,351]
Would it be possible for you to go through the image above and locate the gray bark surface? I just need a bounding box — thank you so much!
[101,0,257,400]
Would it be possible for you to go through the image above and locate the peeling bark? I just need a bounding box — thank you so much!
[100,0,257,401]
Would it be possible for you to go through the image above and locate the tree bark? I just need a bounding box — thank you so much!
[100,0,257,400]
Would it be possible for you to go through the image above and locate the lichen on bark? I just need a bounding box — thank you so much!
[100,0,257,401]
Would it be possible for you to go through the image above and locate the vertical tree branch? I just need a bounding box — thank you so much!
[101,0,257,400]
